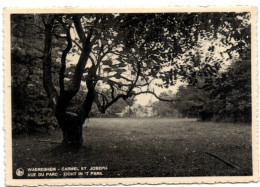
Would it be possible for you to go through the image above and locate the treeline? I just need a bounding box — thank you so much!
[181,59,251,122]
[154,53,251,123]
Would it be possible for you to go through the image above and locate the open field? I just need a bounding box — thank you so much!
[12,118,252,177]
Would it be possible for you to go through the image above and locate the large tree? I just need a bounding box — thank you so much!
[11,12,251,147]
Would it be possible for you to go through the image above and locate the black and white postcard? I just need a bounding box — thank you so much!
[4,6,258,186]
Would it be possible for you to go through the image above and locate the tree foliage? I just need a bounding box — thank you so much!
[174,52,251,122]
[10,12,251,142]
[11,48,58,134]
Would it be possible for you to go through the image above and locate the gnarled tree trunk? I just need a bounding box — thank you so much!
[55,81,96,148]
[56,113,83,147]
[41,15,95,148]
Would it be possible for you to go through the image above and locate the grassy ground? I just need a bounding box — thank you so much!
[12,118,252,177]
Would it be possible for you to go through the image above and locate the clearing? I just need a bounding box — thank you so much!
[12,118,252,177]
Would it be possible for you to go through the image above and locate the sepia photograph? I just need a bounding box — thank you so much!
[4,7,257,185]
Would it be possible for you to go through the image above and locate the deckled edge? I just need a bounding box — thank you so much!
[3,6,259,186]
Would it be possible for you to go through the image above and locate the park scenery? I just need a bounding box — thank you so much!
[10,12,252,178]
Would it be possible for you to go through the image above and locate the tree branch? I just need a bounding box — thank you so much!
[56,17,73,95]
[95,92,109,110]
[42,15,59,111]
[109,83,115,99]
[72,15,86,42]
[72,40,83,51]
[66,17,94,99]
[98,94,126,113]
[132,91,178,102]
[88,54,96,66]
[125,54,142,96]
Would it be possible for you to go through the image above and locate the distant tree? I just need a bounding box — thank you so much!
[174,85,207,118]
[226,58,251,122]
[11,13,251,147]
[174,50,251,122]
[152,101,177,117]
[152,91,178,117]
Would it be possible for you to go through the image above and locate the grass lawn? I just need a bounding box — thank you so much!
[12,118,252,177]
